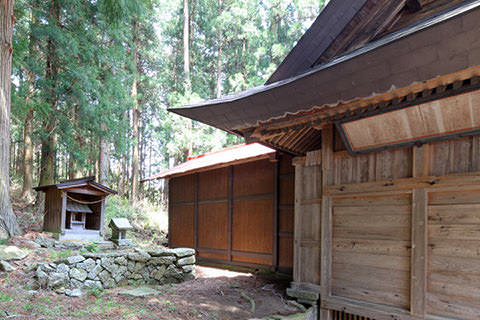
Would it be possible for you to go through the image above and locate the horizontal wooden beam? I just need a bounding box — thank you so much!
[233,193,273,201]
[196,257,292,274]
[198,247,273,261]
[197,247,227,254]
[322,296,424,320]
[325,171,480,196]
[172,192,275,206]
[231,250,272,260]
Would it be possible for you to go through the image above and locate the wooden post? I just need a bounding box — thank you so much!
[411,145,429,316]
[194,173,199,252]
[60,191,67,234]
[228,166,233,262]
[320,125,333,320]
[293,159,304,283]
[99,197,105,236]
[411,188,428,316]
[272,159,280,271]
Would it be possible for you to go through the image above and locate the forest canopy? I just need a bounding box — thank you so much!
[9,0,327,202]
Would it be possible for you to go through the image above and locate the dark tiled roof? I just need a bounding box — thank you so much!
[266,0,369,84]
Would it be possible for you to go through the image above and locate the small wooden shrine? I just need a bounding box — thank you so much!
[34,177,117,241]
[109,218,133,246]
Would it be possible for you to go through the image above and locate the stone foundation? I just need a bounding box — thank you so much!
[34,247,195,295]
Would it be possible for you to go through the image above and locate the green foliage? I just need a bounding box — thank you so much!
[50,249,72,260]
[85,241,99,253]
[0,293,14,303]
[10,0,326,203]
[104,195,168,235]
[87,287,104,298]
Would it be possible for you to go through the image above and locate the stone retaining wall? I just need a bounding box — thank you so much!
[35,248,195,296]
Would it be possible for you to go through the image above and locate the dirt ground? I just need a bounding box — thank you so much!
[1,190,302,319]
[0,251,300,320]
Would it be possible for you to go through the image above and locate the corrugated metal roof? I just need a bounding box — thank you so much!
[66,202,93,213]
[143,143,276,181]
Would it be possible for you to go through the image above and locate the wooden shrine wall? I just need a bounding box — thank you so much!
[168,154,294,272]
[293,126,480,319]
[43,188,63,233]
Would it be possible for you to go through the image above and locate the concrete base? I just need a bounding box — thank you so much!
[59,229,104,242]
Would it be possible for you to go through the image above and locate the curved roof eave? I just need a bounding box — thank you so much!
[169,0,480,132]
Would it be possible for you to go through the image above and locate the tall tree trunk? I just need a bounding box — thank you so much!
[39,133,56,185]
[215,0,223,99]
[139,119,145,199]
[241,37,247,91]
[131,19,140,203]
[21,108,34,200]
[39,1,59,186]
[183,0,193,158]
[183,0,191,95]
[0,0,21,238]
[99,124,109,185]
[16,140,22,176]
[22,0,38,199]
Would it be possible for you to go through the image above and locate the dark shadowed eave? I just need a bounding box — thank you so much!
[265,0,369,85]
[168,0,480,134]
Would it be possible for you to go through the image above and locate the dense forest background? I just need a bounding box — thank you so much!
[9,0,326,205]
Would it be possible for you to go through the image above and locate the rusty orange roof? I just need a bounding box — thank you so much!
[142,143,276,181]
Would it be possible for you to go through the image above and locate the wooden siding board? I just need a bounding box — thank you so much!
[170,204,195,247]
[331,194,411,310]
[170,175,195,203]
[427,189,480,318]
[291,133,480,318]
[233,159,274,196]
[232,198,273,254]
[198,167,228,200]
[169,156,294,270]
[198,202,228,250]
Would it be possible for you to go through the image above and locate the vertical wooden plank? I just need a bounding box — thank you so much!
[412,145,430,177]
[168,178,172,248]
[321,125,333,320]
[194,173,199,252]
[368,153,376,182]
[320,195,332,319]
[228,165,233,262]
[60,191,67,233]
[411,188,428,316]
[99,197,105,236]
[472,135,480,172]
[322,125,334,186]
[273,160,280,270]
[293,160,304,283]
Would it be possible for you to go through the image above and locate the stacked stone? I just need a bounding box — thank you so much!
[35,248,195,296]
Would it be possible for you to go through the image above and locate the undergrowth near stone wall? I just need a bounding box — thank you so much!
[104,195,168,246]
